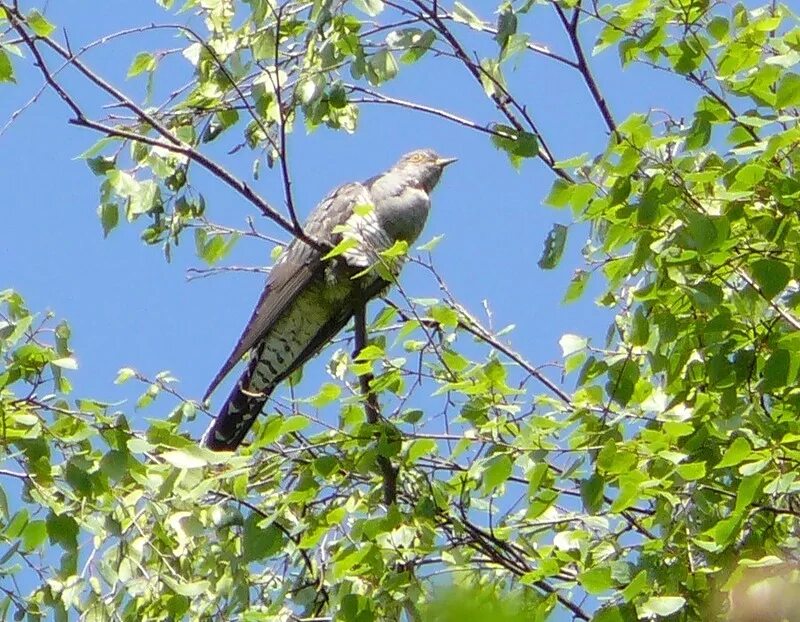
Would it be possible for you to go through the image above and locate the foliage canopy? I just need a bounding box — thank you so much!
[1,0,800,620]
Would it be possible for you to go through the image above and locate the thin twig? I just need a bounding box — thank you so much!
[186,265,270,282]
[552,1,617,135]
[346,85,506,139]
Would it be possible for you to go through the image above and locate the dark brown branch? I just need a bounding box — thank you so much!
[270,4,302,236]
[552,1,617,135]
[447,16,580,69]
[450,495,590,620]
[346,85,508,139]
[394,0,572,181]
[456,314,574,408]
[686,71,759,141]
[353,305,398,506]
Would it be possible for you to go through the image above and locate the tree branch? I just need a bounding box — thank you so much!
[353,305,398,506]
[552,1,617,135]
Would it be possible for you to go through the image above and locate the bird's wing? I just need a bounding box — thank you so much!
[203,181,372,401]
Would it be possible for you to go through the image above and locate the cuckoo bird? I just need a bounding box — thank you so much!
[201,149,456,451]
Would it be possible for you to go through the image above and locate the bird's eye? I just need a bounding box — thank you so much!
[408,153,425,163]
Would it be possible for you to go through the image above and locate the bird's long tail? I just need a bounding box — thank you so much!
[200,278,388,451]
[200,343,274,451]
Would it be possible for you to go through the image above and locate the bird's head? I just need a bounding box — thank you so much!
[392,149,457,193]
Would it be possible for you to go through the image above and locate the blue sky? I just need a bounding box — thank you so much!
[1,2,699,443]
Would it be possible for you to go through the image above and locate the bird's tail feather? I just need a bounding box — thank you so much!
[201,351,274,451]
[201,279,389,451]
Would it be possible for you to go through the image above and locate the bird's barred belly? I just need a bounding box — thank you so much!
[241,208,396,399]
[245,278,352,395]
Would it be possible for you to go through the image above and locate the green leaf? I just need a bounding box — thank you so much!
[690,282,723,311]
[399,29,436,64]
[538,223,568,270]
[684,212,719,251]
[495,8,518,57]
[0,50,15,83]
[417,234,444,252]
[594,23,625,55]
[630,307,649,346]
[353,0,384,17]
[580,473,604,514]
[368,49,398,84]
[560,333,587,357]
[482,454,513,493]
[731,163,766,191]
[709,513,744,547]
[115,367,136,384]
[685,117,711,150]
[429,304,459,329]
[594,604,637,622]
[352,203,374,216]
[622,570,648,602]
[491,125,539,167]
[243,514,283,562]
[0,488,8,522]
[606,359,639,406]
[676,461,706,481]
[452,2,484,29]
[107,169,139,198]
[98,202,119,238]
[127,52,157,78]
[6,509,29,539]
[310,383,341,408]
[544,179,573,208]
[161,448,208,469]
[50,357,77,370]
[46,513,78,551]
[776,72,800,108]
[563,270,590,304]
[27,9,55,37]
[735,474,763,512]
[403,409,423,424]
[639,596,685,617]
[442,349,469,372]
[87,156,115,176]
[707,16,729,41]
[333,545,372,579]
[78,137,117,160]
[21,520,47,552]
[750,259,790,300]
[322,237,358,260]
[380,239,409,258]
[579,566,612,594]
[313,455,338,477]
[280,415,309,435]
[761,349,795,392]
[717,437,753,469]
[172,580,211,598]
[408,439,436,462]
[194,231,239,265]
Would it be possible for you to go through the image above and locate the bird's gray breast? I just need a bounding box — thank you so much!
[375,184,430,243]
[341,179,431,268]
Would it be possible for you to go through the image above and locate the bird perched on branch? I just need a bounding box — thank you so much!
[201,149,457,451]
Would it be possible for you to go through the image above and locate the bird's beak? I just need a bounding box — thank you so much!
[437,156,458,167]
